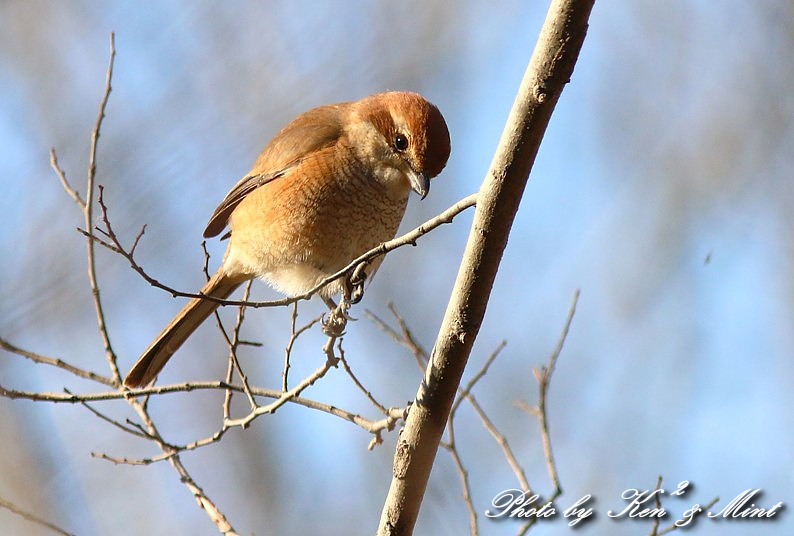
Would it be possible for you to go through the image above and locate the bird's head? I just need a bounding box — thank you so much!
[346,91,450,199]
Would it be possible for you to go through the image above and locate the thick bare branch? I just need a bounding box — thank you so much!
[371,308,534,509]
[377,1,595,533]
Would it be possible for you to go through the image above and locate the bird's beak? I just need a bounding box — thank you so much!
[407,170,430,200]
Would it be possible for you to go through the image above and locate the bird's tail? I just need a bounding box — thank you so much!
[124,270,243,388]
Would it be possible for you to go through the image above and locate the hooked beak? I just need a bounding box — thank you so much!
[407,169,430,200]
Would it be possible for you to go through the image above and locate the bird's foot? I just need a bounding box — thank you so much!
[321,298,351,337]
[344,269,367,305]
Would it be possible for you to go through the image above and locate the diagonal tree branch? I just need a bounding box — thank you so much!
[376,1,596,533]
[0,337,113,386]
[0,496,74,536]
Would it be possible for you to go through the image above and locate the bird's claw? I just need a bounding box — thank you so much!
[344,269,367,305]
[321,305,349,337]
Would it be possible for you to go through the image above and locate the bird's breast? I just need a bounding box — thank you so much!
[223,146,410,297]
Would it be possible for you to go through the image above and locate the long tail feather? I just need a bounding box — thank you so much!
[124,271,242,387]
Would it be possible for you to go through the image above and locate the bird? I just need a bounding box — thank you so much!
[123,91,451,388]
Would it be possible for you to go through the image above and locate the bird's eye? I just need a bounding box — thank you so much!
[394,133,409,152]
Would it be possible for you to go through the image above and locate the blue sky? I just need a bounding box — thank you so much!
[1,2,792,535]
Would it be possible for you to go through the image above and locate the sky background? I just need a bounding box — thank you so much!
[1,1,793,535]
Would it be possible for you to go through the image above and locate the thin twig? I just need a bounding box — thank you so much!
[365,304,427,373]
[371,308,533,521]
[442,345,491,536]
[222,335,235,421]
[283,303,298,390]
[656,497,719,535]
[227,281,257,410]
[468,393,531,493]
[0,337,113,386]
[648,476,719,536]
[1,380,402,448]
[202,241,238,419]
[81,33,121,385]
[65,388,151,439]
[453,340,507,413]
[387,303,428,371]
[372,309,531,488]
[650,475,664,536]
[339,346,388,415]
[42,33,241,535]
[441,432,477,536]
[535,289,580,497]
[374,291,580,530]
[92,191,476,309]
[282,304,322,392]
[224,336,342,429]
[75,227,122,253]
[0,496,75,536]
[50,148,85,209]
[94,424,226,466]
[453,340,533,493]
[127,397,238,534]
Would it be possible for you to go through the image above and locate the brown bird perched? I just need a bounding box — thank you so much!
[124,91,451,388]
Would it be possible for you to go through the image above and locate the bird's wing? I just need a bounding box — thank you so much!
[202,104,347,239]
[203,170,284,238]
